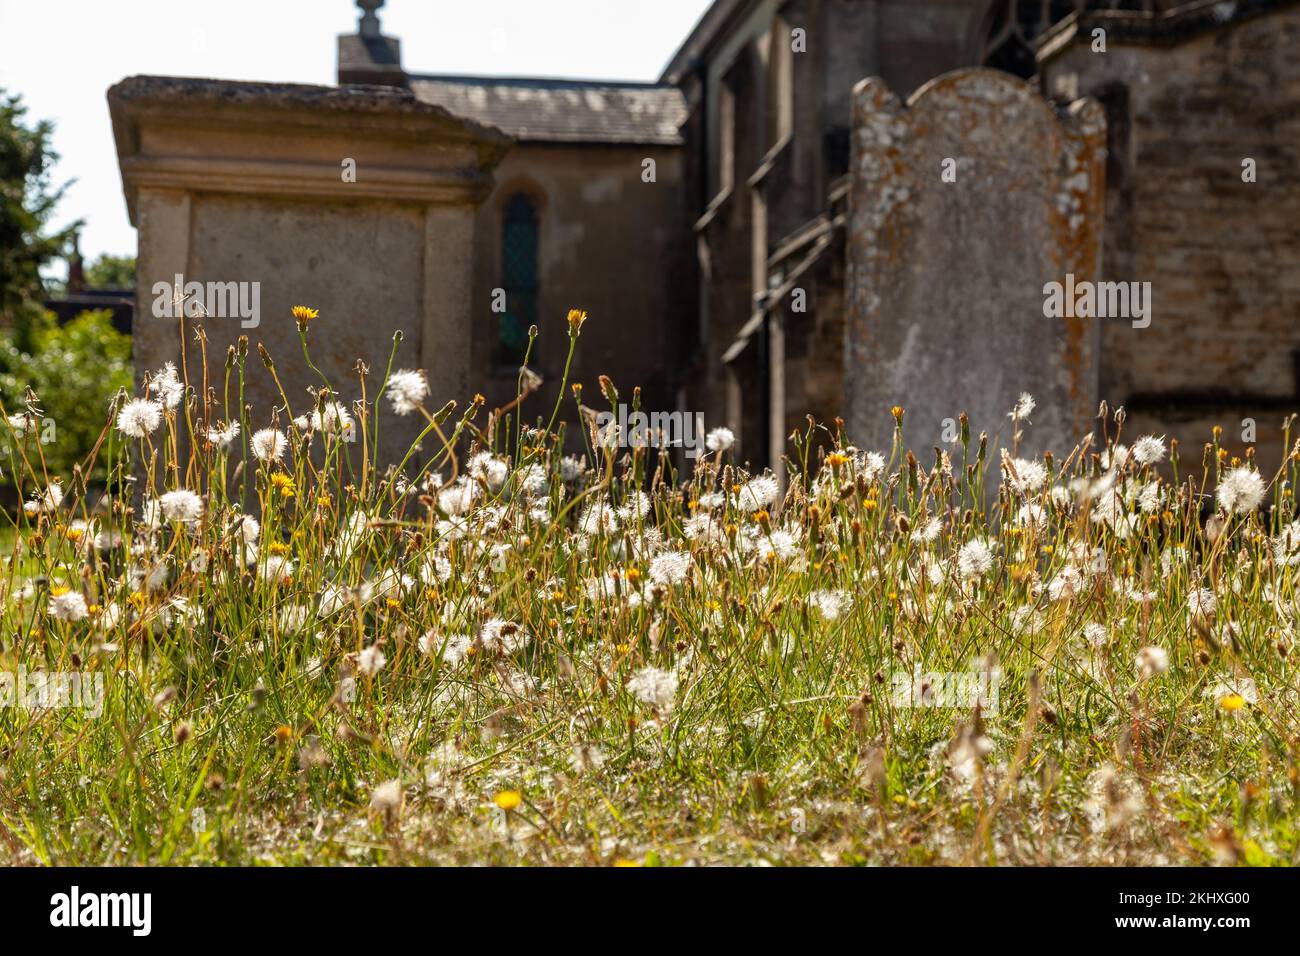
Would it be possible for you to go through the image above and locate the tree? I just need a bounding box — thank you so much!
[0,88,128,485]
[0,87,80,349]
[84,253,136,288]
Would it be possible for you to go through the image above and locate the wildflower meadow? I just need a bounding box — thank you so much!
[0,308,1296,867]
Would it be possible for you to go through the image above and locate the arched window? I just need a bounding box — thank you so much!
[499,193,539,365]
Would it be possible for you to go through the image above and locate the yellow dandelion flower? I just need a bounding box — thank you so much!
[270,473,296,498]
[274,725,293,744]
[493,790,522,812]
[567,309,588,333]
[291,305,319,322]
[50,585,70,598]
[827,452,849,467]
[1219,693,1246,712]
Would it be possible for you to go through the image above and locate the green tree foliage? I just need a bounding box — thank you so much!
[0,308,132,483]
[1,87,80,350]
[84,253,136,288]
[0,89,131,486]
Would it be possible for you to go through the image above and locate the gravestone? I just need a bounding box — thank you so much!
[844,68,1105,463]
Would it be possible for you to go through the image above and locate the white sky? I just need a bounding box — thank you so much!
[0,0,713,265]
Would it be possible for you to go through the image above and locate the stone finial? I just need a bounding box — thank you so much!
[358,0,384,38]
[339,0,405,87]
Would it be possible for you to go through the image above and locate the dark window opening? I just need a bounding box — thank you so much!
[981,2,1158,81]
[499,193,539,366]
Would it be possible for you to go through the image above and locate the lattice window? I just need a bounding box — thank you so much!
[499,193,539,365]
[982,1,1161,79]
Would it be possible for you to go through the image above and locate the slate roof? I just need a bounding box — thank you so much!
[408,75,687,145]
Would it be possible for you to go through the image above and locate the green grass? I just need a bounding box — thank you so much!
[0,316,1297,866]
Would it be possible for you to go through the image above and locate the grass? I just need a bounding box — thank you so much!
[0,310,1297,866]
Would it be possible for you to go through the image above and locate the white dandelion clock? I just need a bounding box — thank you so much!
[705,426,735,453]
[150,362,184,410]
[48,588,89,623]
[369,779,403,816]
[810,589,852,621]
[957,539,994,579]
[627,666,678,713]
[1138,647,1170,686]
[117,398,163,438]
[250,428,287,464]
[1216,467,1265,515]
[385,369,429,416]
[1009,392,1036,421]
[734,475,780,510]
[1187,587,1216,618]
[158,490,204,524]
[357,644,387,677]
[207,420,240,449]
[1132,435,1166,466]
[649,550,691,587]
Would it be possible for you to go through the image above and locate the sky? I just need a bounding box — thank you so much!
[0,0,714,266]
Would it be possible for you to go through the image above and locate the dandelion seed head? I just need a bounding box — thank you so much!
[117,398,163,438]
[1217,467,1265,515]
[251,428,287,463]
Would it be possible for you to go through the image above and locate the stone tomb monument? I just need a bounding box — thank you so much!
[108,76,510,466]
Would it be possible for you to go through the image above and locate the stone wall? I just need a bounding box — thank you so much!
[469,144,692,435]
[1039,3,1300,474]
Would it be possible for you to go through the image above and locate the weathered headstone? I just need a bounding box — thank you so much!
[844,68,1105,463]
[109,76,510,467]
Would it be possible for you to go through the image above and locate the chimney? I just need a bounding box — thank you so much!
[67,229,85,294]
[338,0,407,87]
